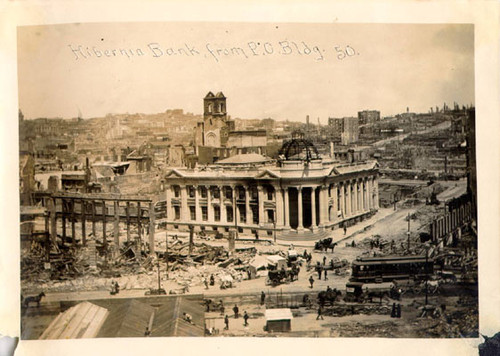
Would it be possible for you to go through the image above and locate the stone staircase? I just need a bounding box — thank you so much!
[277,228,330,242]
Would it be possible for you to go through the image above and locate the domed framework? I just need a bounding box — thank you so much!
[278,131,320,161]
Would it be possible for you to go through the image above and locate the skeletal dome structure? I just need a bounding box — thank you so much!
[278,131,320,162]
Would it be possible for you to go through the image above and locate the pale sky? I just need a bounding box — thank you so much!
[17,22,474,122]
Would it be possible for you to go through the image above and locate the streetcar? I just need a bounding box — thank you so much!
[349,255,434,283]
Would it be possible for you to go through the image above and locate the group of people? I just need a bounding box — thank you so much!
[110,280,120,295]
[224,310,250,330]
[202,274,216,289]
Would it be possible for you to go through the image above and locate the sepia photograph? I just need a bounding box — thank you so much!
[15,20,482,343]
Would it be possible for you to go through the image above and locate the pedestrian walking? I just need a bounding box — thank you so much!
[210,274,215,286]
[260,291,266,305]
[316,306,324,320]
[203,277,209,289]
[343,225,347,235]
[318,267,322,280]
[233,304,239,319]
[309,275,314,288]
[324,268,328,281]
[224,315,229,330]
[323,256,326,265]
[243,311,249,326]
[219,300,225,315]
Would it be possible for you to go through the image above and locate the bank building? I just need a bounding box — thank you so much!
[162,95,379,240]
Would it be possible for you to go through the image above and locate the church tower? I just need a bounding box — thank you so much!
[204,91,227,121]
[197,91,233,148]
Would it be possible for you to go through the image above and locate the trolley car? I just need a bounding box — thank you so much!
[350,255,434,283]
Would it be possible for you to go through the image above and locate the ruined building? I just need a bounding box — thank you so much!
[161,133,378,240]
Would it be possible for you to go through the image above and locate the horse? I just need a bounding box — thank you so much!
[328,242,338,253]
[22,292,45,308]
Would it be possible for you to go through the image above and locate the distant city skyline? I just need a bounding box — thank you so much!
[18,22,474,122]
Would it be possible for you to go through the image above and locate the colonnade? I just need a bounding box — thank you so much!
[164,175,378,231]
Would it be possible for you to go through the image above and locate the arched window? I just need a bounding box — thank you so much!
[208,103,213,113]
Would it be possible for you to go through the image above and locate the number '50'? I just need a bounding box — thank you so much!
[334,45,357,60]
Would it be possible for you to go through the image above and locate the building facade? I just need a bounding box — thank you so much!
[328,117,359,145]
[160,139,379,239]
[358,110,381,125]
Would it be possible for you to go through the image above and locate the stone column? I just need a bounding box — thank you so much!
[311,187,317,229]
[245,187,252,225]
[257,185,265,225]
[363,178,368,211]
[284,187,290,228]
[359,178,366,213]
[207,186,214,223]
[349,181,354,216]
[368,178,374,209]
[331,184,338,222]
[338,183,344,219]
[320,185,328,225]
[297,187,303,230]
[354,180,359,214]
[345,183,350,217]
[275,186,284,227]
[231,185,239,223]
[181,185,188,221]
[351,181,356,215]
[220,185,227,223]
[374,177,379,209]
[194,185,201,222]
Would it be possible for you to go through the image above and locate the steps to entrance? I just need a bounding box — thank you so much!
[276,229,329,242]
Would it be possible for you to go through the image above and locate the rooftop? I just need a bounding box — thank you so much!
[216,153,272,165]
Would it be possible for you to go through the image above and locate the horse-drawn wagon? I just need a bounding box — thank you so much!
[265,255,299,286]
[345,281,399,303]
